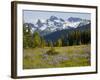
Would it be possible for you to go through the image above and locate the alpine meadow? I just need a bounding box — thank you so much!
[23,10,91,69]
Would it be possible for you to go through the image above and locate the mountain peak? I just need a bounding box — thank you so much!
[67,17,82,22]
[60,18,65,22]
[36,19,43,27]
[49,15,58,21]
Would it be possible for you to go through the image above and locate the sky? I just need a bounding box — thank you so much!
[23,10,91,23]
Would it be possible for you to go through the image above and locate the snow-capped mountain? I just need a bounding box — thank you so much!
[24,16,90,36]
[67,17,82,22]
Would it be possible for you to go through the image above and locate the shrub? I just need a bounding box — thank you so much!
[46,47,59,55]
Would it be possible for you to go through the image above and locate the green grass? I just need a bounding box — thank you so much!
[23,45,91,69]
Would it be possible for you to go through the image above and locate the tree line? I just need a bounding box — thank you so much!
[23,25,90,48]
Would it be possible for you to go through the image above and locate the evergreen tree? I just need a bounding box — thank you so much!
[68,31,74,46]
[56,39,62,47]
[75,30,81,45]
[33,32,41,47]
[80,30,90,44]
[23,24,33,48]
[48,41,53,47]
[41,37,46,48]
